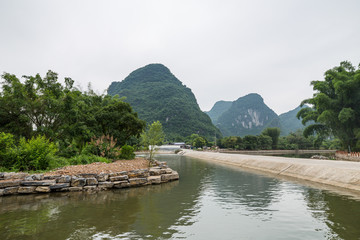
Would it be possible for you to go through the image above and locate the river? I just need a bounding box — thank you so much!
[1,154,360,239]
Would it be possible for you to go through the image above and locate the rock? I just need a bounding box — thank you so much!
[0,189,4,196]
[149,168,161,176]
[44,175,62,180]
[98,182,114,188]
[0,180,21,188]
[129,178,148,186]
[0,172,4,179]
[86,178,98,186]
[18,186,36,194]
[21,180,56,186]
[96,173,109,182]
[161,172,179,182]
[35,186,51,193]
[71,177,86,187]
[84,186,97,191]
[4,187,19,195]
[165,168,173,174]
[109,175,128,182]
[57,175,71,183]
[148,176,161,184]
[4,172,28,180]
[24,174,44,181]
[50,183,70,190]
[311,155,329,160]
[69,187,83,192]
[77,173,97,178]
[128,169,149,178]
[113,181,130,188]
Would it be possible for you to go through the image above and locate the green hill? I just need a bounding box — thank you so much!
[279,105,309,136]
[107,64,221,141]
[208,93,280,137]
[205,100,232,124]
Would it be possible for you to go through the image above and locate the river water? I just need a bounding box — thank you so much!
[1,154,360,240]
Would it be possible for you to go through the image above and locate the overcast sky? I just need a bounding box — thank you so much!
[1,0,359,114]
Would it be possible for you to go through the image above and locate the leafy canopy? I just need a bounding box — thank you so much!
[141,121,165,162]
[297,61,360,151]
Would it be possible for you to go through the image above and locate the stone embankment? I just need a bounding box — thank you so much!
[0,163,179,197]
[181,150,360,192]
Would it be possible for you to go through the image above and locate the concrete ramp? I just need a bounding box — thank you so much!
[182,150,360,192]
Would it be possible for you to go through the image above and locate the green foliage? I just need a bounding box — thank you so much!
[262,127,280,149]
[119,145,135,160]
[89,135,121,160]
[0,132,16,169]
[141,121,165,162]
[13,136,58,171]
[297,61,360,151]
[206,100,232,124]
[193,136,206,148]
[0,70,145,149]
[107,64,221,141]
[212,93,280,137]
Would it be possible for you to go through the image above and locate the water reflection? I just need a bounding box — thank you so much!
[1,155,360,239]
[304,188,360,240]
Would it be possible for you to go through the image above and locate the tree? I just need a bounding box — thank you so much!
[193,136,206,148]
[0,70,145,150]
[262,127,280,149]
[141,121,165,163]
[297,61,360,151]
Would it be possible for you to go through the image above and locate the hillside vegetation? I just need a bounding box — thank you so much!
[108,64,221,141]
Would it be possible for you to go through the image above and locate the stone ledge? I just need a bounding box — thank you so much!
[0,162,179,196]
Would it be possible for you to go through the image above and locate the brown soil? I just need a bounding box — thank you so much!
[45,158,149,176]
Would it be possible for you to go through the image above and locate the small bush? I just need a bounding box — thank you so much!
[0,132,16,169]
[48,156,70,169]
[89,135,121,160]
[14,136,58,171]
[119,145,135,160]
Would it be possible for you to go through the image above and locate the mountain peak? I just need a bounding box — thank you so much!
[236,93,263,103]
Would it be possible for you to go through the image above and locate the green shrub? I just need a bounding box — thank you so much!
[0,132,16,169]
[13,136,58,171]
[48,156,70,169]
[119,145,135,160]
[89,135,121,160]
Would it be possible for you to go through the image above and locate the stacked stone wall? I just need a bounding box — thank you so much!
[0,164,179,197]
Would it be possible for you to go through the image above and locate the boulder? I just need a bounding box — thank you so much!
[129,178,148,186]
[50,183,70,190]
[86,178,98,186]
[84,185,97,190]
[98,182,114,188]
[96,173,109,182]
[69,187,83,192]
[18,186,36,194]
[21,180,56,186]
[44,175,62,180]
[149,168,161,176]
[109,175,128,182]
[113,181,130,188]
[77,173,97,178]
[71,177,86,187]
[148,176,161,184]
[4,187,19,195]
[57,175,71,183]
[161,172,179,182]
[35,186,51,193]
[0,180,21,188]
[24,174,44,181]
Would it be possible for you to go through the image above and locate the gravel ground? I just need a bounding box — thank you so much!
[45,158,149,176]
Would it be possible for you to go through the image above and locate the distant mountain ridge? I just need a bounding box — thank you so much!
[107,64,221,140]
[207,94,306,137]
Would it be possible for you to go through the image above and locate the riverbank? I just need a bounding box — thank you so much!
[0,158,179,196]
[181,150,360,192]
